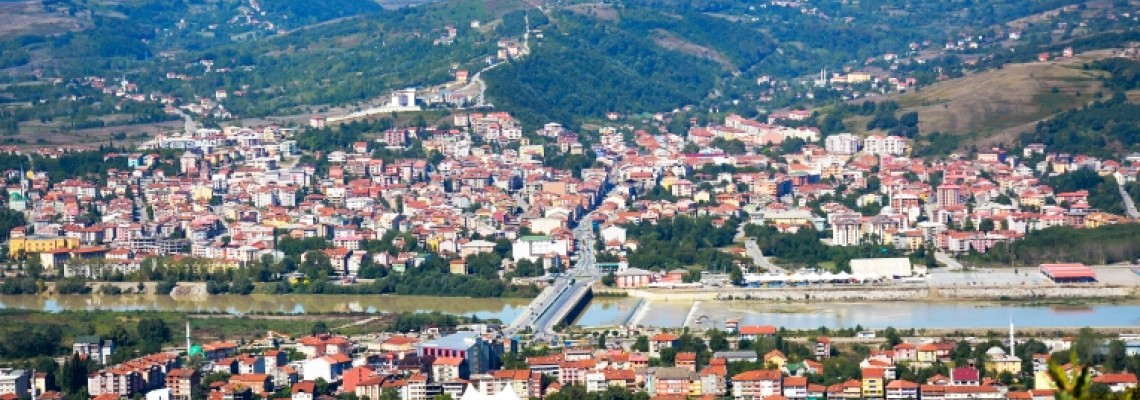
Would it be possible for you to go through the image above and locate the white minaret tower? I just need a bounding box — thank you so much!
[1009,315,1016,349]
[186,319,191,353]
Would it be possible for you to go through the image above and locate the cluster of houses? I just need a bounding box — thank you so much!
[5,107,1139,287]
[5,323,1139,400]
[1,111,615,279]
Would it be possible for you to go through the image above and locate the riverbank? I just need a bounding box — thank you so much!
[0,293,531,321]
[603,284,1139,302]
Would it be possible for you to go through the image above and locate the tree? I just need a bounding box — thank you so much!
[979,219,995,233]
[1089,383,1113,399]
[1106,340,1126,372]
[952,340,973,363]
[683,269,702,283]
[1073,328,1102,364]
[106,325,135,348]
[136,318,171,347]
[999,371,1014,385]
[60,353,89,395]
[602,271,616,287]
[963,218,976,231]
[315,378,330,396]
[230,277,255,295]
[155,276,178,295]
[633,336,649,352]
[34,357,59,389]
[300,251,334,279]
[883,327,902,348]
[379,388,401,400]
[730,265,744,286]
[311,321,330,335]
[708,329,729,352]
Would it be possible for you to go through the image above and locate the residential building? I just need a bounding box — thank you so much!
[73,336,115,365]
[164,369,200,400]
[732,370,782,400]
[418,332,503,375]
[0,369,30,398]
[862,367,885,398]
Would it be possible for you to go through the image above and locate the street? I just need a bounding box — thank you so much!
[506,182,610,340]
[744,238,784,274]
[1119,183,1140,219]
[934,251,964,270]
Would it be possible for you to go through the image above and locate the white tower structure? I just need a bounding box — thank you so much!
[186,319,191,353]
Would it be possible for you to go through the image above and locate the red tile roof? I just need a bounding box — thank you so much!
[732,370,782,381]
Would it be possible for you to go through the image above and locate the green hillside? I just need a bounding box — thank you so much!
[483,10,721,128]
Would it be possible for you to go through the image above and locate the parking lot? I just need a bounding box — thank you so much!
[924,265,1140,287]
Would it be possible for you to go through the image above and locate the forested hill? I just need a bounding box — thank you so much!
[483,9,723,129]
[3,0,1132,137]
[481,0,1101,130]
[257,0,382,25]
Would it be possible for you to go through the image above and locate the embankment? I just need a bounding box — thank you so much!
[608,285,1137,302]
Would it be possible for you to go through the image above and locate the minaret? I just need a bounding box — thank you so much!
[186,319,191,353]
[1009,315,1015,350]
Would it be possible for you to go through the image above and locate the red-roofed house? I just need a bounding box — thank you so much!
[950,367,980,386]
[1093,373,1138,393]
[885,379,918,400]
[650,334,679,356]
[739,325,778,340]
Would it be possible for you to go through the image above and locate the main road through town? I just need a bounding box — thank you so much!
[506,188,611,340]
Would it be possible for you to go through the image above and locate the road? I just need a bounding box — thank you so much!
[935,251,964,270]
[743,237,783,274]
[455,59,506,107]
[173,108,197,137]
[1119,183,1139,219]
[507,183,610,340]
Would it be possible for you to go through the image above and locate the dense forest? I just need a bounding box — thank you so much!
[1019,92,1140,157]
[483,10,719,128]
[622,216,739,271]
[617,9,776,72]
[257,0,381,25]
[976,224,1140,266]
[1044,169,1126,215]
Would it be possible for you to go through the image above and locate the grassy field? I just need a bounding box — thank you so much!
[0,309,358,351]
[846,50,1118,151]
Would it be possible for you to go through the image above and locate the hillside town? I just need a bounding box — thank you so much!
[2,100,1140,400]
[3,108,1137,286]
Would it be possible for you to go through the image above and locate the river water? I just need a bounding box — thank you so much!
[3,295,1139,329]
[578,298,1140,329]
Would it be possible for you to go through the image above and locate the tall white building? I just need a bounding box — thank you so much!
[863,135,908,155]
[511,235,569,262]
[825,133,861,155]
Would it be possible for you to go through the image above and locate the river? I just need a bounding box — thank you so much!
[3,295,1139,330]
[577,298,1140,330]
